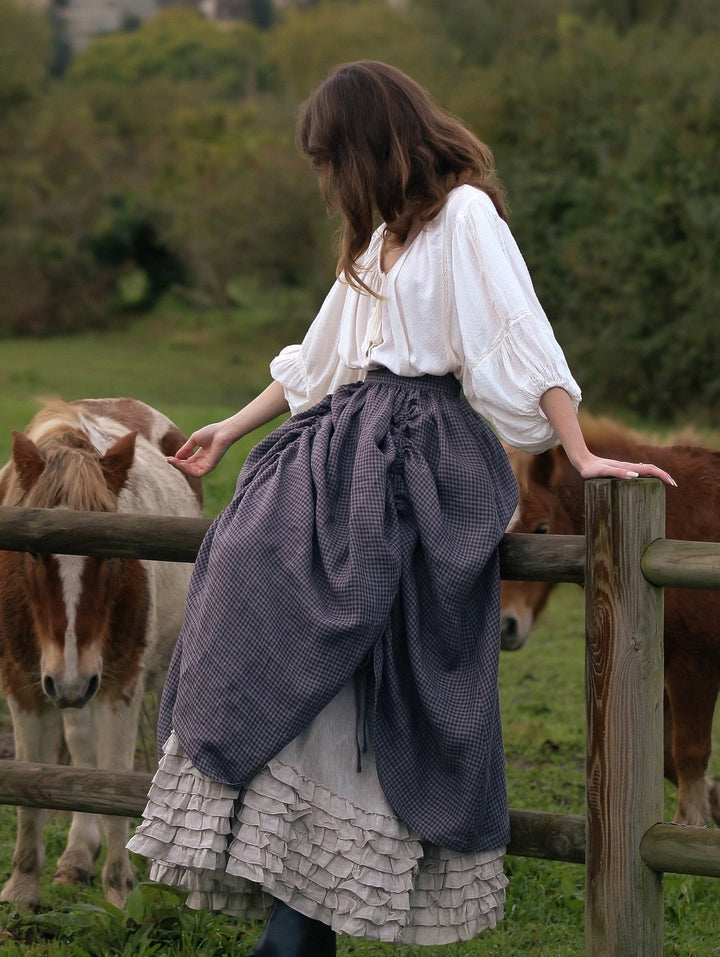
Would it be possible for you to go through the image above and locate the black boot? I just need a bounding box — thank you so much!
[249,899,337,957]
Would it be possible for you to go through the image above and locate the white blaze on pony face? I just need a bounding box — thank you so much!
[505,504,522,533]
[37,554,104,708]
[500,493,553,652]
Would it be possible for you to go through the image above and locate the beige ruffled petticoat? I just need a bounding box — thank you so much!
[127,682,507,946]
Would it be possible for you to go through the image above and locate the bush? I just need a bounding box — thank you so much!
[448,17,720,420]
[269,0,460,100]
[68,7,278,99]
[0,12,322,334]
[0,0,51,119]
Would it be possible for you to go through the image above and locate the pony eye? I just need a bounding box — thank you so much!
[533,523,550,534]
[308,148,328,172]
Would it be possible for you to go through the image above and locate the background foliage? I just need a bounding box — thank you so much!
[1,0,719,423]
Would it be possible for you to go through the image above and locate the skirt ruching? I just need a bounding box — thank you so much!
[128,371,517,945]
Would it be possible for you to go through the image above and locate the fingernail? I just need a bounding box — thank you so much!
[626,471,639,478]
[670,479,678,487]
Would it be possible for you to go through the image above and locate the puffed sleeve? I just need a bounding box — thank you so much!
[451,192,582,452]
[269,278,361,415]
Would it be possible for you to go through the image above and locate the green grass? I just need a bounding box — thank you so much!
[1,301,719,954]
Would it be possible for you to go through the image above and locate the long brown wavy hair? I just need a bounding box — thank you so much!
[298,60,507,295]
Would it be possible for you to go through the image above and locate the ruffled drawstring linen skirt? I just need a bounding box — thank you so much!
[128,369,519,945]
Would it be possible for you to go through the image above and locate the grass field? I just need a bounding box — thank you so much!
[0,298,719,954]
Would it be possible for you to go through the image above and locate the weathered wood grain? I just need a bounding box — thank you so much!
[0,506,589,579]
[0,506,210,562]
[0,760,588,863]
[499,532,585,583]
[642,538,720,590]
[584,479,665,956]
[640,822,720,878]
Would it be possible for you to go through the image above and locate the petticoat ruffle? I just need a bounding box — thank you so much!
[128,731,507,945]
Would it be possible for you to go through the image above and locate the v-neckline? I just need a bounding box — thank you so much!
[379,223,423,275]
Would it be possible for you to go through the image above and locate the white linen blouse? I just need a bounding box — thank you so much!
[270,184,581,453]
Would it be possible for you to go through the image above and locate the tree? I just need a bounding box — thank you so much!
[69,7,276,99]
[269,0,459,100]
[0,0,51,120]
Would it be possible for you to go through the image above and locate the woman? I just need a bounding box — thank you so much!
[128,61,674,956]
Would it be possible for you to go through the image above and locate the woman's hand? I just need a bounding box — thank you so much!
[167,380,290,479]
[167,423,232,478]
[573,453,677,487]
[539,388,677,487]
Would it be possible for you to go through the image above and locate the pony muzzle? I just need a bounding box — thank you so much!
[42,672,101,708]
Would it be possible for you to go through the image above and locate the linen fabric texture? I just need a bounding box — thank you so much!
[130,688,508,944]
[158,371,518,853]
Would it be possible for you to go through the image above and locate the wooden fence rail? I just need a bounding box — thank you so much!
[0,506,586,580]
[0,505,210,564]
[1,482,720,955]
[0,760,590,864]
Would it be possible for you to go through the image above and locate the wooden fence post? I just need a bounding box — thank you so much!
[584,479,665,956]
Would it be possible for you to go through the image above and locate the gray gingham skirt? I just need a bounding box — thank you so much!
[128,369,519,944]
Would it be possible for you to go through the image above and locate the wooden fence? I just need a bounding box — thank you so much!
[1,478,720,955]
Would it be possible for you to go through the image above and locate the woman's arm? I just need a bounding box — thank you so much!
[539,387,677,486]
[168,380,290,478]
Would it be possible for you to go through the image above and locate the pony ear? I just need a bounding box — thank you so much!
[100,432,137,497]
[11,431,45,493]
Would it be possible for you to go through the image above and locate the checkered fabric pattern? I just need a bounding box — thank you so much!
[160,370,519,853]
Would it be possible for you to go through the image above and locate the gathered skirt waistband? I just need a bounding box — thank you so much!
[365,368,461,398]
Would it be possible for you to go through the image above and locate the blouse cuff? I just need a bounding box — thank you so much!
[269,344,309,416]
[467,332,582,454]
[491,380,581,453]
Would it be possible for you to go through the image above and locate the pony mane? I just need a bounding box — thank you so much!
[25,399,85,440]
[579,412,708,454]
[2,400,123,512]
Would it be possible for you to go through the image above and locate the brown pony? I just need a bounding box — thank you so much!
[0,398,203,909]
[501,415,720,828]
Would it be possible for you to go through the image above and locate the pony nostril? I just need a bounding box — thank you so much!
[73,674,101,708]
[42,673,101,707]
[42,675,58,701]
[500,617,523,651]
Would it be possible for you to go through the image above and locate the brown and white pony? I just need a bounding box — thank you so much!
[0,398,203,908]
[501,415,720,828]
